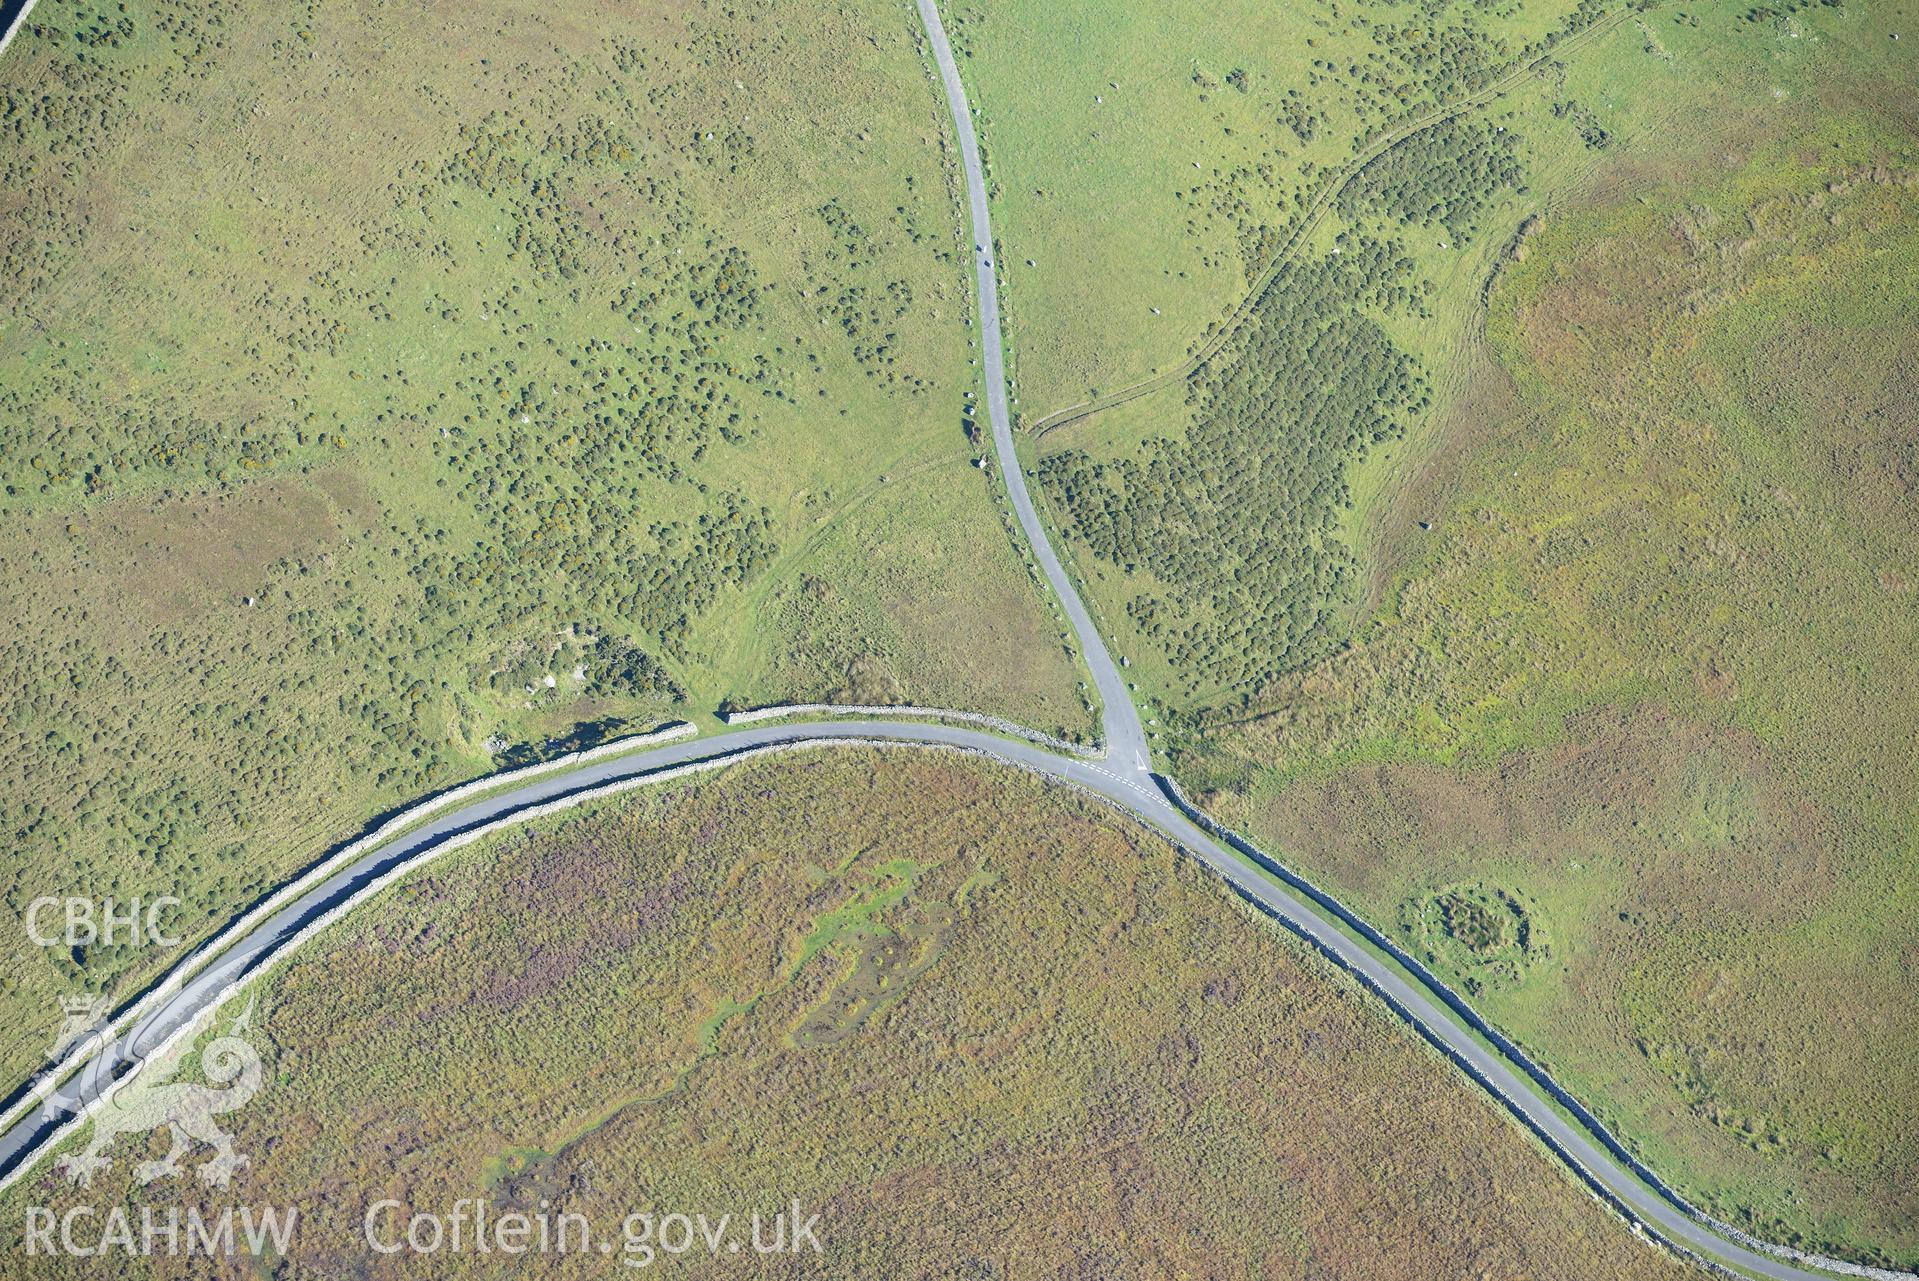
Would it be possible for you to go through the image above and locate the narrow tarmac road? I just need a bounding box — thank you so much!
[915,0,1149,773]
[0,4,1901,1280]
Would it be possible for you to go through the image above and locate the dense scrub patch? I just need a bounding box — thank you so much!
[1338,116,1526,242]
[1038,237,1428,699]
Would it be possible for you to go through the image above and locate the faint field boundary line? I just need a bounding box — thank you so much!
[1028,4,1637,441]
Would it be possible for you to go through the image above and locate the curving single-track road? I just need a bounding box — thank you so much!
[0,703,1873,1281]
[0,3,1904,1278]
[918,0,1149,774]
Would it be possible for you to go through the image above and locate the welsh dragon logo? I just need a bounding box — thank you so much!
[44,996,265,1189]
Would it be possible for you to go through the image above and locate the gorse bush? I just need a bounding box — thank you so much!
[1041,237,1428,700]
[1339,115,1525,242]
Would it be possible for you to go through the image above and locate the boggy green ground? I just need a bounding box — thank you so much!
[0,751,1701,1280]
[0,0,1088,1092]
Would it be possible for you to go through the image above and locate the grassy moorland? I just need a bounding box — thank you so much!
[0,0,1091,1086]
[1,751,1702,1279]
[945,0,1596,417]
[1200,143,1919,1263]
[1021,0,1919,1266]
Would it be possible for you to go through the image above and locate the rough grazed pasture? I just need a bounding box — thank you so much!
[0,752,1702,1280]
[0,0,1089,1085]
[969,0,1919,1263]
[1173,7,1919,1263]
[950,0,1594,416]
[1233,156,1919,1264]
